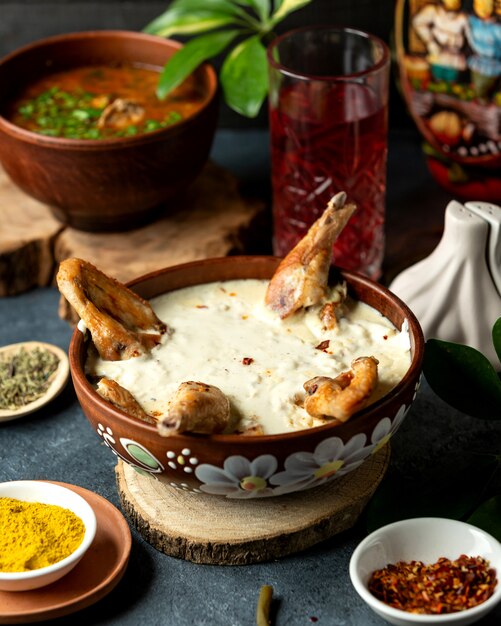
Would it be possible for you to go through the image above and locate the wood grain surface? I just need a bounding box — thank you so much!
[0,163,265,309]
[0,168,63,296]
[54,162,264,283]
[116,446,390,565]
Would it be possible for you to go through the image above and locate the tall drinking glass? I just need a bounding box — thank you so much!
[267,27,390,279]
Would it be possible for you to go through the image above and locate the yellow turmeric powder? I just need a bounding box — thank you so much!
[0,497,85,572]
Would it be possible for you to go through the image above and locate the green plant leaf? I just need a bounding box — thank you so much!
[424,339,501,419]
[171,0,249,16]
[493,317,501,366]
[171,0,257,24]
[365,455,500,534]
[467,495,501,541]
[270,0,313,25]
[144,9,237,37]
[157,30,240,99]
[220,35,268,117]
[144,0,256,36]
[237,0,271,21]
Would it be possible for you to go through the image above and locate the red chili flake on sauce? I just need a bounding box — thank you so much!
[383,335,388,340]
[196,305,208,309]
[242,357,254,365]
[368,555,498,614]
[315,340,330,352]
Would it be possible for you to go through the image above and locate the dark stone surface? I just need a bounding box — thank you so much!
[1,129,500,625]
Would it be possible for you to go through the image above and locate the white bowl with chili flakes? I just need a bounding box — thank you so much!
[349,518,501,626]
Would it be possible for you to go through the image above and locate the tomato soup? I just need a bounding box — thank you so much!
[5,65,206,139]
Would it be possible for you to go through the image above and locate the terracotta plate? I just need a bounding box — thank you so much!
[0,342,69,422]
[0,482,131,624]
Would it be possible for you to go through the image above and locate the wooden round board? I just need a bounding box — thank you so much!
[116,445,390,565]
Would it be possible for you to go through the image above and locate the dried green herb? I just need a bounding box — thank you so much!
[0,347,59,410]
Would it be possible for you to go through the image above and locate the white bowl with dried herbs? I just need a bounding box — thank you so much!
[0,480,97,591]
[0,341,69,422]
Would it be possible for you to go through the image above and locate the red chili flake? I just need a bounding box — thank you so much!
[196,305,208,309]
[368,555,498,614]
[309,617,318,623]
[315,340,330,352]
[383,335,388,340]
[229,292,237,296]
[242,357,254,365]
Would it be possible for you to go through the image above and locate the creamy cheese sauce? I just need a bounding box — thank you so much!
[87,279,411,435]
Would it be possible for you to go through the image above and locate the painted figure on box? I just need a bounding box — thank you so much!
[395,0,501,200]
[467,0,501,98]
[413,0,468,82]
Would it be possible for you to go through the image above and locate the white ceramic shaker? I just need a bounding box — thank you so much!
[390,200,501,367]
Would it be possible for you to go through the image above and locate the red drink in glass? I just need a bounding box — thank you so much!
[267,27,390,279]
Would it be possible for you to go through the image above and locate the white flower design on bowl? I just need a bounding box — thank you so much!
[96,403,410,498]
[369,404,409,454]
[97,422,115,446]
[195,454,278,499]
[96,423,164,476]
[269,433,371,496]
[165,448,199,473]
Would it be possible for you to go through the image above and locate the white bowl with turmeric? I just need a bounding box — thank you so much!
[0,480,97,591]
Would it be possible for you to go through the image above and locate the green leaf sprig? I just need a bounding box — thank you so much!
[144,0,313,117]
[423,317,501,419]
[365,318,501,540]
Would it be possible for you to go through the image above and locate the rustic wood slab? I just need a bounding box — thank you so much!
[55,162,264,284]
[116,445,390,565]
[0,168,63,296]
[0,163,265,313]
[55,162,265,322]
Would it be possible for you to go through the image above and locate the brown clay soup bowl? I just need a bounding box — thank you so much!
[69,256,424,499]
[0,31,218,231]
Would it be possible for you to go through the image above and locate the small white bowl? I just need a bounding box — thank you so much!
[0,480,97,591]
[349,517,501,626]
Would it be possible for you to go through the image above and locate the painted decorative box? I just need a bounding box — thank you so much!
[395,0,501,200]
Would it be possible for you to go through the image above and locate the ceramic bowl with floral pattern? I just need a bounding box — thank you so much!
[68,257,424,499]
